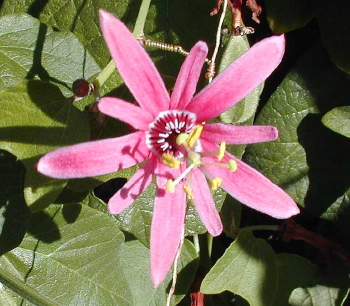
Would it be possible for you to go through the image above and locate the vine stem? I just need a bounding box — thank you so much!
[133,0,152,37]
[94,0,152,89]
[208,0,228,83]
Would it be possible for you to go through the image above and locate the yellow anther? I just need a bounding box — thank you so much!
[228,159,238,172]
[187,125,203,148]
[183,185,195,198]
[176,133,189,146]
[218,141,226,161]
[162,153,180,169]
[210,177,222,190]
[166,179,175,193]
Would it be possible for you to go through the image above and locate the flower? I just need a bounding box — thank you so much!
[37,10,300,288]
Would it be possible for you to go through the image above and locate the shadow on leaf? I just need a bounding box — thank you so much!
[0,150,31,255]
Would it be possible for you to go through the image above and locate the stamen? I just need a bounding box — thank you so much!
[162,153,180,169]
[187,125,203,148]
[210,177,222,190]
[166,180,175,193]
[218,141,226,161]
[228,160,238,172]
[183,185,195,198]
[203,159,238,172]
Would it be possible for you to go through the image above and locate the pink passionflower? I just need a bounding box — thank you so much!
[37,10,299,287]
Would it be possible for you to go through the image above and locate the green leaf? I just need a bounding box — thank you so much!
[0,80,89,211]
[1,0,132,68]
[200,230,278,306]
[273,254,321,306]
[120,238,198,305]
[322,106,350,138]
[289,261,350,306]
[265,0,314,33]
[314,0,350,73]
[0,204,133,305]
[0,13,100,94]
[0,283,25,306]
[244,42,350,216]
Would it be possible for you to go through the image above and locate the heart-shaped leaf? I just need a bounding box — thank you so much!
[0,204,132,305]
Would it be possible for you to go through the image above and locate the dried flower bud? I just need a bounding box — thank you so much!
[72,79,94,97]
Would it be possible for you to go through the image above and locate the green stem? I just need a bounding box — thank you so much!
[198,234,212,272]
[133,0,152,37]
[94,60,115,89]
[240,225,280,232]
[94,0,152,90]
[0,266,58,306]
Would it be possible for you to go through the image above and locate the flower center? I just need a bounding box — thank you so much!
[146,110,196,158]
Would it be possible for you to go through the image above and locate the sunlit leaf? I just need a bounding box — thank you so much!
[0,13,100,94]
[322,106,350,138]
[201,230,278,306]
[120,238,198,305]
[0,204,132,305]
[0,80,89,210]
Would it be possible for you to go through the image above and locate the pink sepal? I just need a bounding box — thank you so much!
[99,10,170,117]
[170,41,208,110]
[201,140,300,219]
[108,157,157,214]
[202,123,278,145]
[150,165,186,288]
[37,132,148,179]
[192,168,223,236]
[98,97,153,131]
[186,35,285,122]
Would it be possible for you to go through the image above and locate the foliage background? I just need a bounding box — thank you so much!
[0,0,349,305]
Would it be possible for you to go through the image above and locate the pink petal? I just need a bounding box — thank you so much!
[170,41,208,109]
[150,166,186,288]
[98,97,153,131]
[99,10,170,117]
[191,168,223,236]
[186,35,285,122]
[37,132,148,179]
[201,141,300,219]
[108,157,157,214]
[202,123,278,145]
